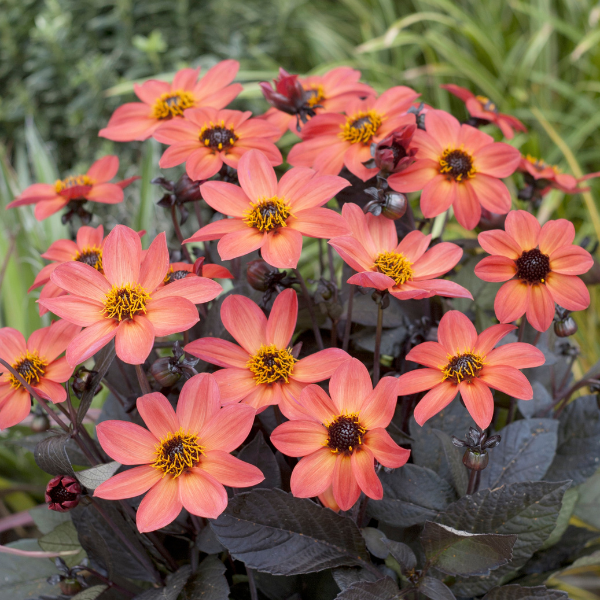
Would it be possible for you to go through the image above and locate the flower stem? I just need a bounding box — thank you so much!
[134,364,152,395]
[373,298,384,385]
[342,284,355,352]
[246,566,258,600]
[293,268,324,350]
[171,205,193,262]
[466,468,478,495]
[85,567,135,598]
[193,201,213,263]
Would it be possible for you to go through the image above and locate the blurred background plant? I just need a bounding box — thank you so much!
[2,1,600,594]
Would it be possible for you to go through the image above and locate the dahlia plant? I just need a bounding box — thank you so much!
[2,58,598,600]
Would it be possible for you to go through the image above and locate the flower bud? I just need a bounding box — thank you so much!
[554,316,578,338]
[462,449,489,471]
[45,475,82,512]
[174,173,204,203]
[381,192,408,220]
[59,580,83,596]
[373,125,417,174]
[149,357,182,388]
[260,68,306,115]
[477,208,507,231]
[72,368,102,399]
[247,259,278,292]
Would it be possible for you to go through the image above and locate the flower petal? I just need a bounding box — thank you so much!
[95,465,163,500]
[437,310,477,354]
[199,450,264,487]
[261,229,303,269]
[359,375,398,430]
[351,447,383,500]
[102,225,142,286]
[526,283,555,332]
[271,420,328,456]
[474,256,517,282]
[44,357,75,383]
[396,368,444,395]
[96,420,158,465]
[420,176,456,219]
[137,392,179,440]
[494,280,529,324]
[413,381,458,426]
[136,476,182,533]
[545,272,590,312]
[39,296,104,327]
[200,404,256,452]
[294,384,338,424]
[365,213,397,253]
[478,230,522,260]
[32,378,66,404]
[474,143,520,178]
[539,219,575,255]
[177,373,221,434]
[291,348,350,383]
[549,245,594,276]
[114,316,155,365]
[0,388,30,430]
[221,294,267,354]
[152,276,222,304]
[290,447,336,498]
[363,428,410,468]
[267,289,297,348]
[0,328,26,363]
[212,368,257,404]
[332,454,361,511]
[486,342,545,369]
[139,233,170,292]
[178,469,227,519]
[237,149,277,199]
[453,181,481,231]
[479,364,533,400]
[217,229,265,261]
[145,296,199,337]
[200,181,251,217]
[405,341,447,369]
[473,324,516,356]
[347,271,395,290]
[329,358,372,415]
[468,175,511,214]
[329,237,375,273]
[412,242,463,280]
[289,208,351,239]
[184,338,249,369]
[66,319,118,366]
[458,378,495,430]
[51,262,111,302]
[505,210,541,252]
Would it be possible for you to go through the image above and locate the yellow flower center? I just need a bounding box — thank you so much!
[439,147,476,182]
[326,413,366,454]
[10,351,47,390]
[54,175,93,196]
[247,344,296,385]
[163,267,190,285]
[200,120,238,152]
[243,197,294,233]
[340,110,383,144]
[151,90,195,120]
[152,429,204,478]
[304,84,325,108]
[373,251,414,286]
[74,246,103,272]
[475,95,498,113]
[103,284,151,322]
[442,351,485,384]
[525,154,560,175]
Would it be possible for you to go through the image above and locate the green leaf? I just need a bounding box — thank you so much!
[30,504,72,534]
[332,568,378,592]
[38,521,86,567]
[236,431,281,491]
[71,585,109,600]
[539,487,578,550]
[210,488,371,576]
[34,434,75,476]
[75,461,121,491]
[574,470,600,529]
[421,521,516,577]
[478,419,558,489]
[433,430,468,497]
[360,528,416,573]
[334,578,400,600]
[134,566,191,600]
[481,585,568,599]
[367,463,456,527]
[419,576,456,600]
[180,556,229,600]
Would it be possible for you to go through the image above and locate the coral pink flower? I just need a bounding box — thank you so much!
[162,257,233,287]
[39,225,222,366]
[99,61,243,142]
[387,110,521,230]
[396,311,544,429]
[0,321,80,429]
[6,156,138,221]
[154,107,282,180]
[271,358,410,511]
[441,84,527,140]
[474,210,593,332]
[184,289,350,413]
[329,204,472,301]
[183,150,351,269]
[261,67,375,134]
[95,374,263,532]
[287,86,419,181]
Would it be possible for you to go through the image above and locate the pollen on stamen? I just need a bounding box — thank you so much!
[439,146,476,182]
[243,197,293,233]
[10,351,47,390]
[247,344,296,385]
[340,110,383,144]
[152,429,204,478]
[373,251,414,286]
[74,246,103,272]
[199,120,238,152]
[152,90,195,120]
[442,351,485,384]
[103,284,151,322]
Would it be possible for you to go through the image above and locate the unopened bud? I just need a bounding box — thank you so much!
[247,259,278,292]
[381,192,408,220]
[554,316,578,338]
[174,174,203,203]
[59,580,83,596]
[260,68,306,115]
[477,208,507,231]
[72,368,102,399]
[45,475,82,512]
[149,357,182,388]
[372,125,417,174]
[462,449,489,471]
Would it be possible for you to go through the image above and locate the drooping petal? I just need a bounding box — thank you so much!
[136,476,182,533]
[32,378,67,404]
[44,357,75,383]
[545,272,590,312]
[473,324,517,356]
[212,368,257,404]
[290,447,336,498]
[66,319,118,366]
[363,428,410,468]
[347,271,395,291]
[199,450,264,488]
[221,294,267,354]
[485,342,545,369]
[94,465,163,500]
[178,469,227,519]
[329,358,372,415]
[359,376,398,430]
[526,283,555,332]
[413,381,458,426]
[458,378,495,430]
[291,348,350,383]
[184,338,250,369]
[351,447,383,500]
[200,404,256,452]
[86,183,124,205]
[114,316,155,365]
[177,373,221,434]
[102,225,142,286]
[137,392,179,440]
[505,210,541,252]
[437,310,477,354]
[267,289,297,348]
[474,256,517,282]
[405,341,448,369]
[96,420,158,465]
[270,420,329,456]
[494,279,529,324]
[332,454,361,511]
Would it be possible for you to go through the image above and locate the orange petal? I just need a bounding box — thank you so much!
[359,376,398,430]
[29,320,81,363]
[405,341,447,369]
[66,319,118,366]
[114,315,155,365]
[271,420,328,457]
[458,378,494,430]
[505,210,541,252]
[396,368,443,396]
[474,256,517,282]
[351,447,383,500]
[217,228,265,262]
[237,149,277,200]
[413,381,458,426]
[136,476,182,532]
[261,228,303,269]
[102,225,142,286]
[185,338,249,368]
[494,279,529,324]
[95,465,162,500]
[295,384,338,424]
[539,219,575,255]
[332,454,361,512]
[363,428,410,468]
[525,283,555,332]
[473,324,516,356]
[478,229,522,260]
[139,232,169,292]
[549,245,594,276]
[212,368,258,404]
[177,373,221,433]
[96,420,157,465]
[329,358,372,415]
[290,447,336,498]
[437,310,477,354]
[199,450,264,488]
[51,261,111,302]
[137,392,179,440]
[267,289,297,348]
[0,388,31,430]
[485,343,545,369]
[545,272,590,312]
[200,404,256,452]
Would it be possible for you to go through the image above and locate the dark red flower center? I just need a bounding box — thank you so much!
[327,414,366,454]
[247,344,296,384]
[152,90,195,120]
[10,351,47,389]
[152,430,204,478]
[48,484,79,504]
[200,123,238,152]
[516,248,551,283]
[75,247,103,271]
[443,352,484,384]
[164,269,189,284]
[440,148,475,181]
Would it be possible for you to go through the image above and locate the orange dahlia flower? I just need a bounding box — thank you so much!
[330,203,472,300]
[0,321,80,429]
[154,107,282,180]
[271,358,410,511]
[261,67,375,135]
[387,109,521,230]
[6,156,138,221]
[99,61,242,142]
[162,258,233,286]
[183,150,351,269]
[474,210,593,332]
[287,86,420,181]
[95,374,262,532]
[39,225,222,366]
[441,84,527,140]
[396,310,545,429]
[185,289,349,413]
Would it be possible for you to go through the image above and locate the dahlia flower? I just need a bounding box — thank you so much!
[154,108,282,181]
[441,84,527,140]
[162,258,233,286]
[6,156,138,221]
[99,61,242,142]
[0,320,80,429]
[95,374,263,532]
[396,310,545,429]
[271,358,410,511]
[329,203,472,300]
[287,86,419,181]
[387,109,521,230]
[39,225,222,365]
[184,289,349,413]
[183,150,351,269]
[474,210,593,331]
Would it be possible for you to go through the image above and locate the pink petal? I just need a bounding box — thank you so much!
[137,392,179,440]
[295,384,338,424]
[413,381,458,426]
[363,428,410,468]
[425,110,461,148]
[343,142,378,182]
[95,465,162,500]
[279,379,309,420]
[39,296,104,327]
[139,232,169,292]
[396,230,432,263]
[0,388,31,430]
[145,296,199,336]
[539,219,575,255]
[212,368,257,404]
[51,261,111,302]
[153,120,199,144]
[453,181,481,231]
[86,183,124,205]
[237,149,277,200]
[261,229,303,269]
[479,364,533,400]
[136,476,182,533]
[359,375,398,430]
[194,60,239,97]
[290,447,336,498]
[267,289,297,348]
[289,208,351,239]
[474,142,520,178]
[96,420,157,464]
[242,381,282,410]
[221,294,267,354]
[468,175,511,214]
[329,358,372,415]
[184,338,249,368]
[486,342,545,369]
[396,368,444,395]
[420,176,457,219]
[473,324,516,356]
[478,230,522,259]
[329,237,375,273]
[351,447,382,500]
[44,357,75,383]
[437,310,477,354]
[200,181,251,217]
[505,210,541,252]
[340,203,377,257]
[412,242,463,280]
[199,450,264,488]
[549,245,594,275]
[545,272,590,312]
[271,420,329,456]
[288,174,350,212]
[494,279,529,324]
[332,454,361,511]
[114,315,155,365]
[29,319,81,362]
[31,378,66,403]
[102,225,142,286]
[178,469,227,519]
[474,256,517,282]
[366,213,397,252]
[200,404,256,452]
[525,283,555,332]
[42,238,79,262]
[388,160,439,193]
[152,277,222,304]
[405,341,447,368]
[276,167,316,204]
[291,348,351,383]
[177,373,221,433]
[66,319,118,366]
[458,378,495,430]
[217,229,265,261]
[183,218,247,243]
[186,149,223,181]
[347,271,395,291]
[393,279,472,301]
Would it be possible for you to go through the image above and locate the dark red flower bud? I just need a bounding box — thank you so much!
[72,368,102,399]
[193,256,205,276]
[45,476,82,512]
[247,259,278,292]
[462,449,489,471]
[381,192,408,220]
[554,316,578,337]
[260,68,306,115]
[373,125,418,174]
[149,357,182,388]
[477,207,507,231]
[174,174,204,203]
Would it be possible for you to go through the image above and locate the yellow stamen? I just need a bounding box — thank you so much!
[243,197,293,233]
[373,251,414,286]
[74,246,103,272]
[475,95,497,113]
[340,110,383,144]
[439,146,476,182]
[304,84,325,108]
[9,351,47,390]
[152,90,195,120]
[103,284,151,322]
[152,429,204,478]
[54,175,92,194]
[247,344,296,385]
[442,351,485,384]
[525,154,560,174]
